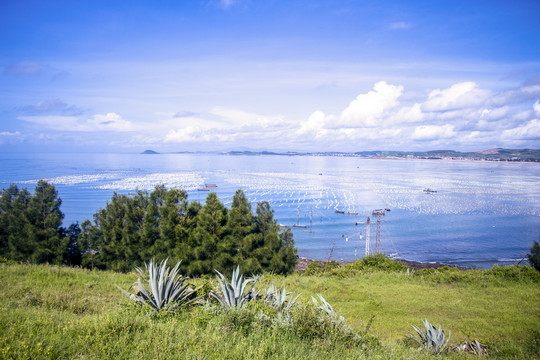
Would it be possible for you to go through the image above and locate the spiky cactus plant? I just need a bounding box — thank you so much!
[117,258,203,311]
[311,293,345,323]
[210,265,259,308]
[407,319,451,354]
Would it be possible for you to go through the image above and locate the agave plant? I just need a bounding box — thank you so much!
[210,265,259,308]
[407,319,451,354]
[266,284,300,311]
[117,258,203,312]
[311,293,345,323]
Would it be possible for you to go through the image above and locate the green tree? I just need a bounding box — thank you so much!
[0,184,31,260]
[221,189,254,272]
[25,180,67,264]
[60,222,82,266]
[528,240,540,272]
[189,192,227,275]
[78,218,102,270]
[156,187,189,260]
[90,192,148,271]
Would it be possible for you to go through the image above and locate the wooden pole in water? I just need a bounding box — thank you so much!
[376,214,381,253]
[365,216,370,256]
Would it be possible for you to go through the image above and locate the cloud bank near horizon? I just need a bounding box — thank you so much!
[6,78,538,152]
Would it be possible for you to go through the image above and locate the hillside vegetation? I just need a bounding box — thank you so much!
[1,256,539,359]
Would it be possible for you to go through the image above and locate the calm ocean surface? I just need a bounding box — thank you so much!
[1,152,539,269]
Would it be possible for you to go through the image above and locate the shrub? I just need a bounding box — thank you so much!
[487,264,540,281]
[302,260,341,275]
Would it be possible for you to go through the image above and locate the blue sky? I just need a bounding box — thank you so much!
[1,0,539,153]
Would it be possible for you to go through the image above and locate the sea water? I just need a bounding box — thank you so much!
[1,152,539,269]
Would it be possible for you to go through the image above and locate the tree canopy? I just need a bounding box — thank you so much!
[1,182,297,275]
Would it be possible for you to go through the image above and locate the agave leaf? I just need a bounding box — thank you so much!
[211,266,259,309]
[117,258,201,312]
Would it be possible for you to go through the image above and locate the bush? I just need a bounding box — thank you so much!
[344,253,408,273]
[487,264,540,281]
[302,260,341,275]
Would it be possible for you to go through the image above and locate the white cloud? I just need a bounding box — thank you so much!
[19,113,133,132]
[88,113,133,131]
[389,103,424,123]
[219,0,240,8]
[412,124,456,141]
[19,115,81,129]
[339,81,403,127]
[502,119,540,140]
[390,22,411,30]
[0,131,22,136]
[422,82,490,112]
[534,100,540,117]
[164,126,204,143]
[480,106,510,121]
[297,110,332,136]
[489,85,540,107]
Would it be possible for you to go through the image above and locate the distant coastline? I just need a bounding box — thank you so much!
[142,148,540,163]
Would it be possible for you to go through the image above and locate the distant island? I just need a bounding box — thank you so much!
[142,148,540,162]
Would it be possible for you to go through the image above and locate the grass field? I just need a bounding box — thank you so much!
[1,259,539,359]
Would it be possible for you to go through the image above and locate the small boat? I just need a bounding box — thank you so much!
[385,208,391,212]
[346,211,358,215]
[335,210,345,214]
[197,188,210,191]
[423,188,437,193]
[205,183,218,188]
[372,209,386,215]
[293,224,307,228]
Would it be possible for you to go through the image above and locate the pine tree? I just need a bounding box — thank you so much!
[25,180,67,264]
[222,189,254,271]
[0,184,32,260]
[528,240,540,272]
[189,192,227,275]
[61,222,82,266]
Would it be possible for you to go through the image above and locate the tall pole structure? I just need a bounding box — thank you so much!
[376,214,381,253]
[365,216,370,256]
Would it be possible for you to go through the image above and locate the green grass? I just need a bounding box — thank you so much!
[1,261,539,359]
